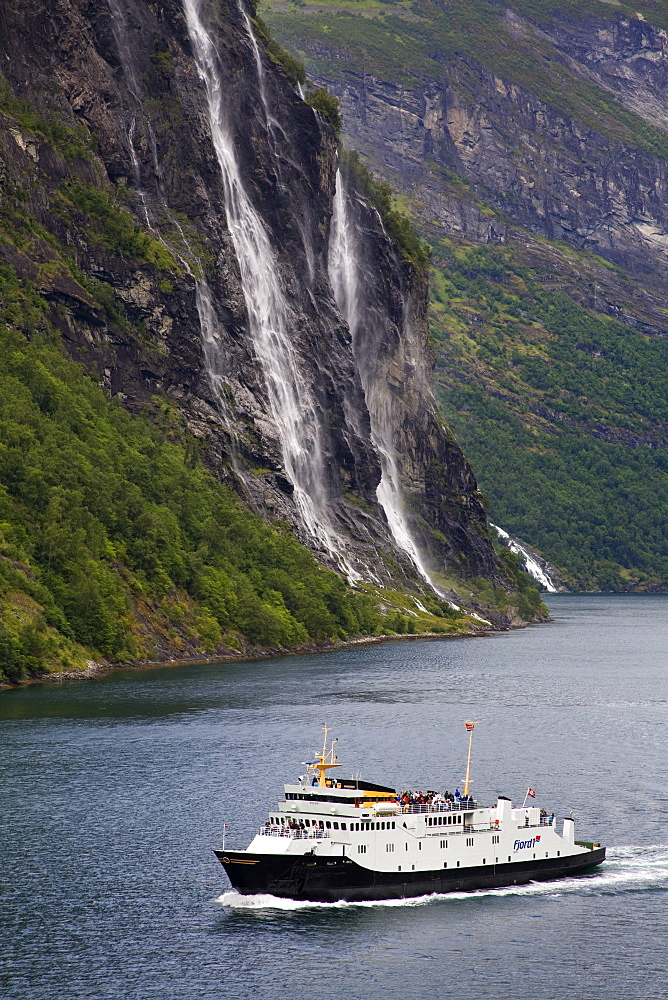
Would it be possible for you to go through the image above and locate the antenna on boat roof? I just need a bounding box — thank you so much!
[463,721,476,798]
[307,726,341,787]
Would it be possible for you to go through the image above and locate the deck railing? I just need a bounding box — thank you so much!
[402,800,478,814]
[259,826,329,840]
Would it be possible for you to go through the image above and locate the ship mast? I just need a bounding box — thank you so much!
[307,726,342,787]
[463,721,476,797]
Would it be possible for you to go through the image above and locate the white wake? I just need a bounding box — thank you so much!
[216,845,668,911]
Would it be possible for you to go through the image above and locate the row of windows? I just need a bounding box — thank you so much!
[426,814,462,826]
[271,817,348,830]
[285,793,358,804]
[357,821,396,831]
[270,818,397,832]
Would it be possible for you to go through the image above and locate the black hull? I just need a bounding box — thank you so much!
[215,847,606,903]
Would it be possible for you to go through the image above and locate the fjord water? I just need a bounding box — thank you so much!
[1,595,667,1000]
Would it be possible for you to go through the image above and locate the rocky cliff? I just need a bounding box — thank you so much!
[261,0,668,591]
[265,4,668,292]
[0,0,526,624]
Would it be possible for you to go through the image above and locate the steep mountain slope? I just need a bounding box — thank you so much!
[261,0,668,590]
[0,1,542,681]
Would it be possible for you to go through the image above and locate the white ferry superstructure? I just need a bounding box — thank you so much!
[215,728,605,902]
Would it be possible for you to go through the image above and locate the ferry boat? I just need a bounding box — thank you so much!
[215,726,605,903]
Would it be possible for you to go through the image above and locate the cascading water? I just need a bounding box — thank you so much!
[182,0,357,577]
[490,525,558,593]
[240,13,316,285]
[329,171,447,597]
[107,0,243,454]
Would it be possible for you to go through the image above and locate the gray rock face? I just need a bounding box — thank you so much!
[305,12,668,289]
[0,0,516,610]
[334,181,496,587]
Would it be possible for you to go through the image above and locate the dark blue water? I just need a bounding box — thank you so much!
[1,595,667,1000]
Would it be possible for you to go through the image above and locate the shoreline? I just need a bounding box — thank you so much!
[0,622,539,691]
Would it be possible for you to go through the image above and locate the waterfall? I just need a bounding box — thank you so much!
[490,525,558,593]
[329,171,443,595]
[240,13,316,285]
[182,0,357,577]
[107,0,244,458]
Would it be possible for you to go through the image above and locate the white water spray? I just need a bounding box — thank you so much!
[490,524,558,593]
[329,172,443,595]
[183,0,358,577]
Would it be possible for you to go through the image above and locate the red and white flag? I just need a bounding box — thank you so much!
[527,787,536,799]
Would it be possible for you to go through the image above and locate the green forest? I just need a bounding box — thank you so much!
[430,241,668,591]
[0,285,374,683]
[1,258,499,686]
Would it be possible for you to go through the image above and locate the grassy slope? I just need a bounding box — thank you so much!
[262,0,668,590]
[262,1,668,156]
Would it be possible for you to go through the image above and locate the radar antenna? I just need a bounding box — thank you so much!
[307,726,342,787]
